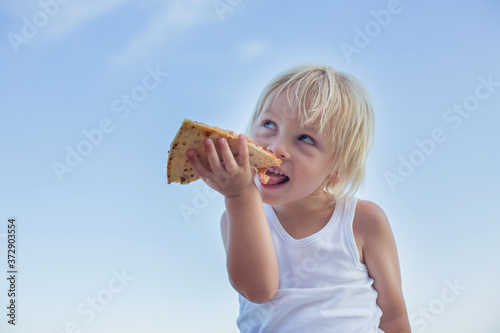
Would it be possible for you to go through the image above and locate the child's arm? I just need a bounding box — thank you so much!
[354,200,411,333]
[221,191,279,303]
[188,134,279,304]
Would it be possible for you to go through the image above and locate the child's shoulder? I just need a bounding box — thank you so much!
[353,200,393,258]
[353,199,388,226]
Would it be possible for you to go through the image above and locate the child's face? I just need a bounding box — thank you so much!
[249,93,336,207]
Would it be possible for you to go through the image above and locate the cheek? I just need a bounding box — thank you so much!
[300,159,333,182]
[300,147,316,158]
[249,128,268,145]
[248,122,259,136]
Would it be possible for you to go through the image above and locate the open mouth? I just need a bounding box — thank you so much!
[264,167,290,186]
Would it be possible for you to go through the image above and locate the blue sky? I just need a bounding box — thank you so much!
[1,0,499,332]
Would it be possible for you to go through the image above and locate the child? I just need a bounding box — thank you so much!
[187,64,411,332]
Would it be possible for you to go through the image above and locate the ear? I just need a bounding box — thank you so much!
[328,171,339,184]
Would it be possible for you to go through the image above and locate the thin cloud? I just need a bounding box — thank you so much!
[238,40,268,63]
[109,0,215,66]
[4,0,216,64]
[43,0,131,41]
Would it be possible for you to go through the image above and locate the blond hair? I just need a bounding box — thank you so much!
[246,64,374,206]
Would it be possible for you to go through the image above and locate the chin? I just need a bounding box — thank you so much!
[260,195,278,205]
[256,186,280,205]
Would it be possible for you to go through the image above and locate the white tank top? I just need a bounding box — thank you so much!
[237,196,383,333]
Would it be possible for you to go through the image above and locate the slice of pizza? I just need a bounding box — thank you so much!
[167,119,281,185]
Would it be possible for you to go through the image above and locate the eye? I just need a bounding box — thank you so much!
[262,120,276,130]
[298,134,315,145]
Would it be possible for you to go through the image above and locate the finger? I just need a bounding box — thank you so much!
[237,134,250,166]
[187,149,212,179]
[204,139,225,174]
[218,138,239,174]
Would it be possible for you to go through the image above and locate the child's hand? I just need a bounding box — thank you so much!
[187,134,256,198]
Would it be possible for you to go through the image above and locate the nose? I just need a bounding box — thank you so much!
[266,138,289,159]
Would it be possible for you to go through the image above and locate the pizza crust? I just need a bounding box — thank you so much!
[167,119,281,184]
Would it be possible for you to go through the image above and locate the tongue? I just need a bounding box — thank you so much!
[265,173,288,185]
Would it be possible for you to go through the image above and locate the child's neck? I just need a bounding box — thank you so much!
[271,194,335,239]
